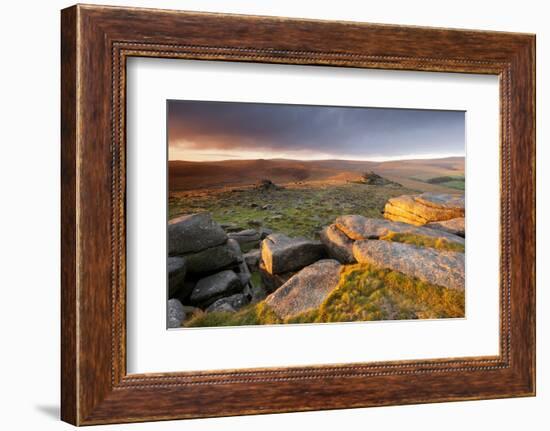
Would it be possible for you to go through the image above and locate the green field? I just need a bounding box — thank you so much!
[169,182,415,239]
[424,175,465,191]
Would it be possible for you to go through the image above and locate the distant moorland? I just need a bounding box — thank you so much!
[168,156,465,193]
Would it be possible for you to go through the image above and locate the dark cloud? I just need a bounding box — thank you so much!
[168,100,464,159]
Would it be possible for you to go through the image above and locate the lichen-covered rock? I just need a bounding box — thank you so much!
[416,193,465,210]
[167,299,186,328]
[167,256,186,298]
[168,213,227,255]
[427,217,465,237]
[353,240,465,291]
[184,241,242,274]
[383,198,427,225]
[335,215,464,245]
[384,193,465,226]
[260,233,325,275]
[265,259,342,319]
[190,270,242,306]
[320,224,356,264]
[206,293,249,313]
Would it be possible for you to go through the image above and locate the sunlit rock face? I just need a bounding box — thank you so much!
[384,192,465,226]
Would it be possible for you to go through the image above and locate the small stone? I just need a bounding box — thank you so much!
[244,249,261,272]
[228,229,261,247]
[190,270,242,306]
[236,260,252,286]
[206,293,249,313]
[209,302,236,313]
[221,223,244,233]
[167,299,186,328]
[226,238,243,262]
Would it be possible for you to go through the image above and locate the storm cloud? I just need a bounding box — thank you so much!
[168,100,465,161]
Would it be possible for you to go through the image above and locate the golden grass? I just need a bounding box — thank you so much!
[184,302,282,327]
[184,263,465,327]
[379,231,465,253]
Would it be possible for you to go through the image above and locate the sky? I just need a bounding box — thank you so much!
[167,100,465,162]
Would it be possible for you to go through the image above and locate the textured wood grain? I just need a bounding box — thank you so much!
[60,6,78,425]
[60,4,535,425]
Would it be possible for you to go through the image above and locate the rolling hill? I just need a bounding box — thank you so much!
[168,157,464,193]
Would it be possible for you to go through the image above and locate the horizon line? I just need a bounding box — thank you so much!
[168,154,466,163]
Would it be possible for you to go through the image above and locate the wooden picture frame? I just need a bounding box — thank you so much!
[61,4,536,425]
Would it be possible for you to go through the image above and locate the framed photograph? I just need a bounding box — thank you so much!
[61,4,536,425]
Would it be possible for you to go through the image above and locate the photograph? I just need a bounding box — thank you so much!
[166,100,466,328]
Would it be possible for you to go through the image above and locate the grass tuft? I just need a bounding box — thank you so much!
[184,302,282,327]
[314,263,465,322]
